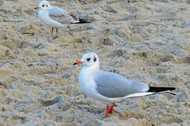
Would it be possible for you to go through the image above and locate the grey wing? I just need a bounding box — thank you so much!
[48,7,76,24]
[95,71,149,98]
[48,7,68,16]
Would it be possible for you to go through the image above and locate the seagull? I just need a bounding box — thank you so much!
[73,52,176,117]
[35,0,90,38]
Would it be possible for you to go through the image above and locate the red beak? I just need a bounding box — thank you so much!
[73,59,83,65]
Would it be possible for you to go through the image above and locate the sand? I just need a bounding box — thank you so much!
[0,0,190,125]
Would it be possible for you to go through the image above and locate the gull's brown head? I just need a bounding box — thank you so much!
[35,0,50,10]
[73,52,99,67]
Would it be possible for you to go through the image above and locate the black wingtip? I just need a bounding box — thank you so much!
[78,18,91,23]
[148,86,176,92]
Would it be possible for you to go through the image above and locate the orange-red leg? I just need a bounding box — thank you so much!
[104,103,117,117]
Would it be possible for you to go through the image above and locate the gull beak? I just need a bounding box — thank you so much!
[73,59,83,65]
[34,7,39,10]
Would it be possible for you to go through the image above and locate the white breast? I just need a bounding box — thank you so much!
[79,68,97,98]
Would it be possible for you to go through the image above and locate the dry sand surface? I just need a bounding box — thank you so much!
[0,0,190,125]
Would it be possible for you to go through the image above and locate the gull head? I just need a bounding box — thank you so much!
[38,0,50,10]
[73,52,100,68]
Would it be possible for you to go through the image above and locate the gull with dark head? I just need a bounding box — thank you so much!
[74,52,176,117]
[36,0,90,38]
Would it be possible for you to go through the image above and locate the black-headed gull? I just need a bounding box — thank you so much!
[73,52,175,117]
[36,0,90,38]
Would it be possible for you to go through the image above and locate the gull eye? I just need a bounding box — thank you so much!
[87,58,91,62]
[46,5,48,7]
[93,57,97,62]
[42,4,45,7]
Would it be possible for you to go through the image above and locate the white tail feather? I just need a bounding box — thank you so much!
[126,92,154,98]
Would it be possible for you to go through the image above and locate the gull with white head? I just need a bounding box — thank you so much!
[74,52,176,117]
[36,0,90,38]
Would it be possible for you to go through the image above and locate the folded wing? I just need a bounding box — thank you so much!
[94,71,149,98]
[48,7,68,16]
[48,6,78,24]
